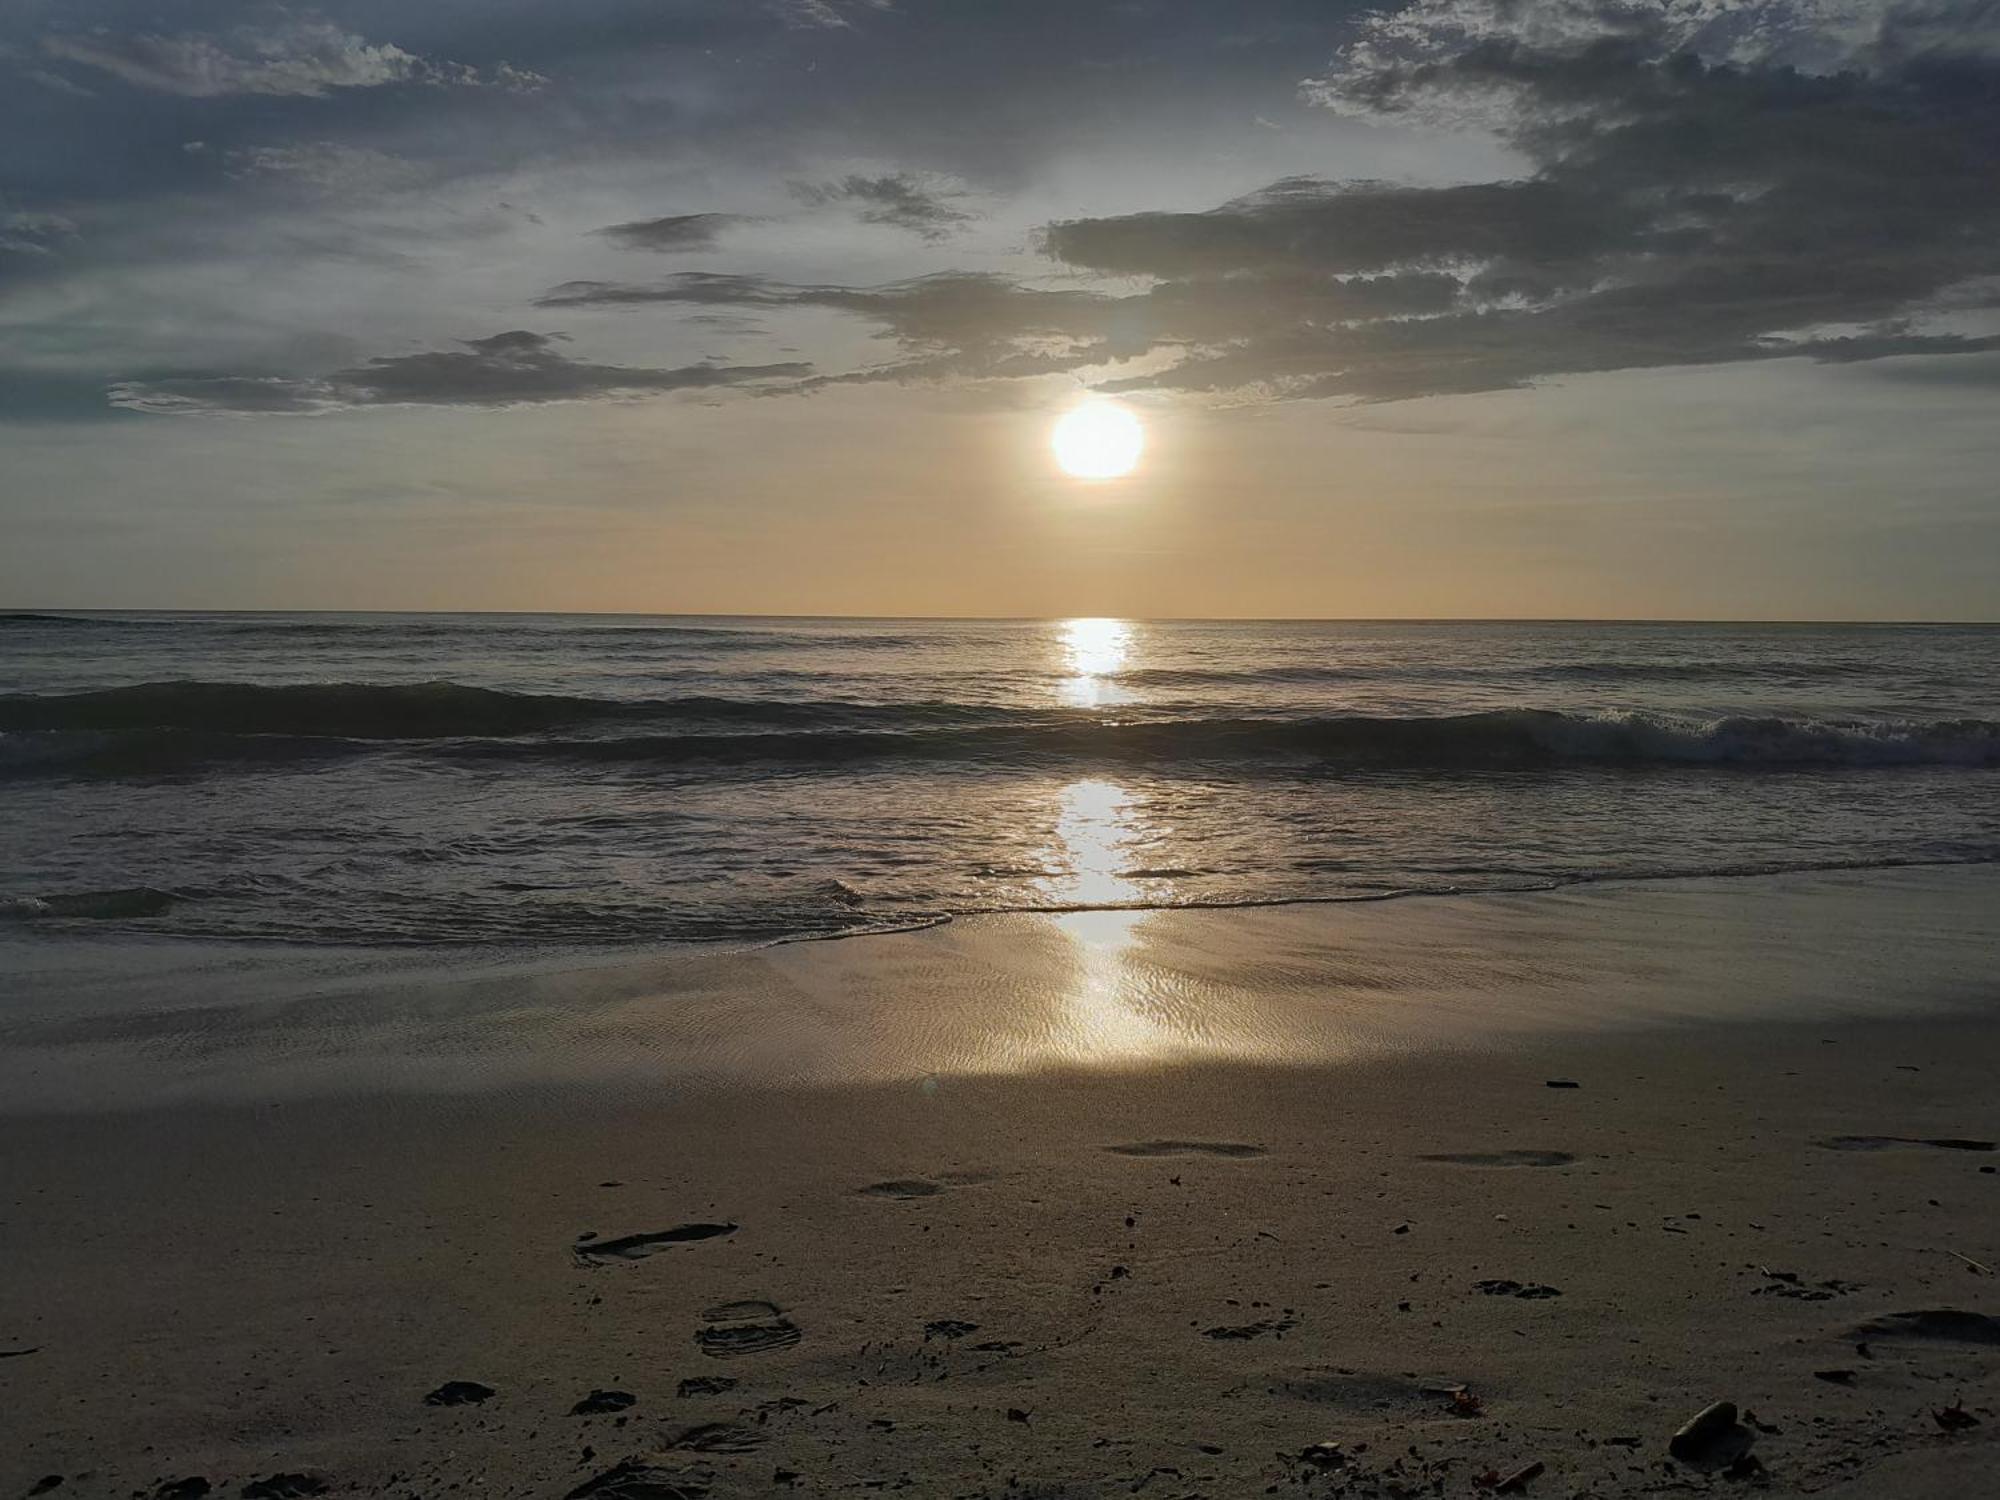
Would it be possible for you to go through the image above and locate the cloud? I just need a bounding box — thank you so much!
[771,0,896,31]
[40,16,542,99]
[0,207,78,258]
[214,142,427,194]
[790,174,973,240]
[596,213,745,253]
[108,330,810,414]
[518,1,2000,406]
[538,267,1465,388]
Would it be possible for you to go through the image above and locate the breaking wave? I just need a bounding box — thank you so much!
[3,681,1996,778]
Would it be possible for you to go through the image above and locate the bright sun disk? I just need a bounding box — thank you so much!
[1051,400,1144,480]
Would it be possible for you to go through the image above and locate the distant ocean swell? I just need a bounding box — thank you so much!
[3,681,1998,778]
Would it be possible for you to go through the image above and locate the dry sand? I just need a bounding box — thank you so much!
[2,869,1998,1498]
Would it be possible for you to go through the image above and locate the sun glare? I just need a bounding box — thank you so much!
[1051,400,1144,480]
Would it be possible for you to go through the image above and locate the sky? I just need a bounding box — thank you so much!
[2,0,1997,618]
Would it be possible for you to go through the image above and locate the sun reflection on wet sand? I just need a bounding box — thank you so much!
[1057,617,1134,707]
[1030,777,1185,1064]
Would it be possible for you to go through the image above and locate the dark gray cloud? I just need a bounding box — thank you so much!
[596,212,744,253]
[790,174,975,240]
[108,329,808,413]
[518,1,2000,404]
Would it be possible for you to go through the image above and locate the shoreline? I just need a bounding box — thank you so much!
[3,863,1997,1114]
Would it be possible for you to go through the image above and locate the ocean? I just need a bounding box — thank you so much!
[3,612,1997,948]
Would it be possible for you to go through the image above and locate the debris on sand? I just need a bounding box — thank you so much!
[1298,1442,1345,1470]
[573,1389,637,1415]
[423,1380,496,1406]
[1933,1400,1981,1432]
[1494,1459,1544,1493]
[1474,1279,1562,1299]
[1668,1401,1754,1467]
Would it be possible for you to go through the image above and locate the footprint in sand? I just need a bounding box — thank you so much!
[565,1460,706,1500]
[856,1178,946,1199]
[1817,1136,1996,1153]
[1848,1309,2000,1345]
[1420,1149,1575,1168]
[855,1169,994,1199]
[1203,1317,1298,1340]
[240,1477,325,1500]
[677,1375,737,1398]
[573,1223,737,1265]
[1106,1140,1267,1159]
[696,1299,803,1359]
[666,1421,766,1454]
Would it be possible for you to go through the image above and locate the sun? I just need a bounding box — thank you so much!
[1051,400,1144,480]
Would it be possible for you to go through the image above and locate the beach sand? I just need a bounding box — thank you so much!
[3,869,1998,1498]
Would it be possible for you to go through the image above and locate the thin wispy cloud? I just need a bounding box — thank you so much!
[39,15,541,98]
[790,174,974,241]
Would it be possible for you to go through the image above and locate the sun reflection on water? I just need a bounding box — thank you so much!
[1058,617,1133,707]
[1037,777,1143,907]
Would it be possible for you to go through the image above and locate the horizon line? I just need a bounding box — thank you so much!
[5,607,1998,628]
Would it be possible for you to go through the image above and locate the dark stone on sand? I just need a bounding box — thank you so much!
[1104,1140,1267,1158]
[0,1346,41,1359]
[677,1376,738,1398]
[565,1460,708,1500]
[423,1380,496,1406]
[1848,1309,2000,1345]
[154,1481,211,1500]
[1474,1279,1562,1299]
[1814,1369,1856,1384]
[1420,1150,1575,1168]
[28,1479,61,1496]
[573,1224,737,1263]
[572,1388,637,1415]
[1007,1407,1030,1423]
[240,1477,326,1500]
[1545,1079,1581,1089]
[1668,1401,1753,1467]
[925,1319,980,1340]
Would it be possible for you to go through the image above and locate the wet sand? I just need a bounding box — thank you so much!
[2,870,1998,1497]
